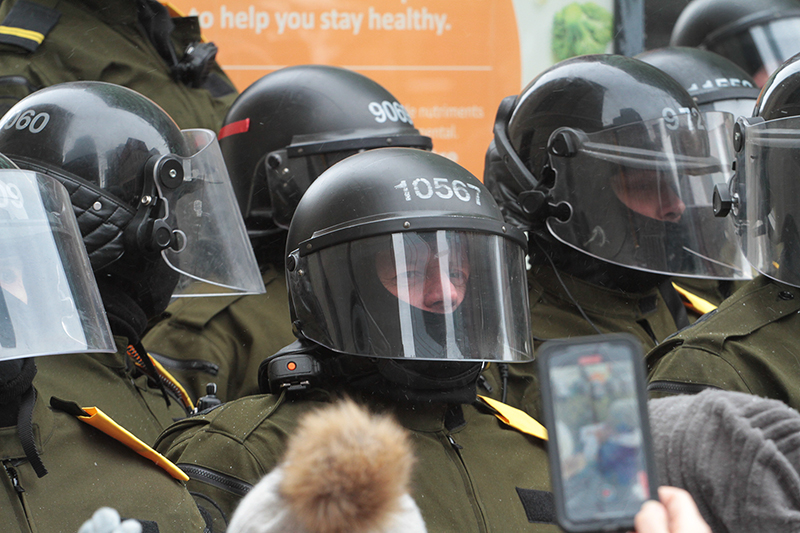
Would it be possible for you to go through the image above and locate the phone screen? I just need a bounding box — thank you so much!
[541,336,654,530]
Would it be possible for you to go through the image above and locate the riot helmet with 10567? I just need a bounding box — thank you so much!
[219,65,432,256]
[286,147,532,363]
[487,54,750,281]
[0,82,264,304]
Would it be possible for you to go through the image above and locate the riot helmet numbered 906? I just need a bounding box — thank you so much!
[286,148,532,363]
[0,82,264,302]
[0,164,114,359]
[219,65,432,252]
[488,54,750,281]
[671,0,800,87]
[720,53,800,287]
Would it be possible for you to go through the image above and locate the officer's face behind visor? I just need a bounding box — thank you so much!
[375,233,470,314]
[546,110,751,279]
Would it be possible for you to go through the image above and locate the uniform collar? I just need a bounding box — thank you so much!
[529,264,664,320]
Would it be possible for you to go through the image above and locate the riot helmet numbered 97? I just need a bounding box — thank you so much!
[0,82,264,303]
[286,148,532,363]
[487,54,750,281]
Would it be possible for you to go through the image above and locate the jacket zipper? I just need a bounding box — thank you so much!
[647,380,721,395]
[178,463,253,497]
[444,433,488,533]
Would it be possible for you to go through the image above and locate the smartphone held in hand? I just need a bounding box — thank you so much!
[538,334,659,532]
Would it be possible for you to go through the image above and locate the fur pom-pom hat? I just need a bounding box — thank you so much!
[226,399,427,533]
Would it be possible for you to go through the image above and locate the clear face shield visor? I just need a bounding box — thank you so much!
[156,129,265,297]
[732,115,800,287]
[547,111,751,279]
[0,170,114,360]
[288,229,533,362]
[707,15,800,86]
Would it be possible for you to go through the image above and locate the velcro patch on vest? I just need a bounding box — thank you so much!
[0,0,60,52]
[516,487,556,524]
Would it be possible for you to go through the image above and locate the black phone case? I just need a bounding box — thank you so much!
[537,333,660,533]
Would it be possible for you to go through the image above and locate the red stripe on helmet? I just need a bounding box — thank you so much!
[218,118,250,140]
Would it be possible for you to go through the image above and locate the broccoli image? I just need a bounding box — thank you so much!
[552,2,613,62]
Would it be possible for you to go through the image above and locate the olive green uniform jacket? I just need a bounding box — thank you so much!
[144,267,296,403]
[481,265,683,418]
[0,0,237,130]
[33,336,189,446]
[156,388,561,533]
[0,388,207,533]
[647,275,800,408]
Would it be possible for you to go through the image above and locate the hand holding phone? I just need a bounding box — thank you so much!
[538,334,659,532]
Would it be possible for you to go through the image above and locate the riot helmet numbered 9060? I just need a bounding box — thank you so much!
[0,163,114,359]
[671,0,800,87]
[0,82,264,304]
[286,148,532,363]
[488,54,750,281]
[719,53,800,287]
[219,65,432,253]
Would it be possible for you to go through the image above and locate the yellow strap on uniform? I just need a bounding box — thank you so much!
[478,395,548,441]
[0,26,45,44]
[672,283,717,316]
[77,406,189,481]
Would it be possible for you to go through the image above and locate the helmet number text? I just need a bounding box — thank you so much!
[0,180,24,210]
[395,178,481,205]
[3,108,50,134]
[662,106,704,132]
[369,101,413,125]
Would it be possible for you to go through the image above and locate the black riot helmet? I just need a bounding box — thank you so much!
[0,82,263,314]
[219,65,432,261]
[487,54,749,282]
[637,47,760,118]
[286,147,532,364]
[717,52,800,286]
[671,0,800,87]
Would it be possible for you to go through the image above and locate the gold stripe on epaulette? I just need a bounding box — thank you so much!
[0,25,45,44]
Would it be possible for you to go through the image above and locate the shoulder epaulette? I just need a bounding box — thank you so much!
[478,395,548,441]
[0,0,60,53]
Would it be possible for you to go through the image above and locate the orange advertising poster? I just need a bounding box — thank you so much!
[169,0,521,177]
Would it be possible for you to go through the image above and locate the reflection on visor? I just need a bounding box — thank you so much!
[546,112,750,278]
[736,115,800,286]
[157,129,265,297]
[288,230,533,362]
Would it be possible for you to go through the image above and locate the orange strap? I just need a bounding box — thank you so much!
[77,406,189,481]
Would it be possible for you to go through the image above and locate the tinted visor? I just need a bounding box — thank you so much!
[289,230,533,362]
[547,111,750,279]
[0,170,113,359]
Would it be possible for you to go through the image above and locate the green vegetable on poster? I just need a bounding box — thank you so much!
[551,2,613,61]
